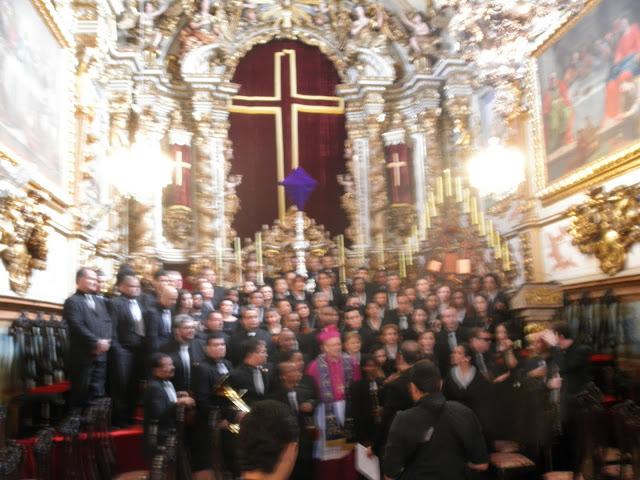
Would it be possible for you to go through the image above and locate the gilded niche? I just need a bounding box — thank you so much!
[0,192,49,296]
[567,184,640,276]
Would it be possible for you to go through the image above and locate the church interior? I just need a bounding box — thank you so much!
[2,0,640,478]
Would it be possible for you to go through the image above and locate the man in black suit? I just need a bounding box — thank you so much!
[142,353,195,464]
[202,268,227,309]
[343,307,376,355]
[109,273,146,427]
[393,294,414,331]
[377,341,423,456]
[144,286,178,353]
[191,332,236,475]
[139,269,171,312]
[268,361,316,480]
[196,311,229,347]
[159,314,205,392]
[64,268,114,413]
[230,338,272,406]
[228,307,275,366]
[435,307,471,374]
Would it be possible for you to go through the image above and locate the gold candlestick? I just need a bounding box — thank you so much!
[215,238,222,271]
[455,176,463,203]
[406,241,413,266]
[411,225,419,253]
[494,232,502,259]
[502,243,511,271]
[338,234,345,266]
[377,233,385,265]
[478,212,486,236]
[486,219,494,240]
[428,192,437,217]
[399,250,406,278]
[444,169,452,197]
[234,237,242,281]
[436,177,444,204]
[470,196,478,225]
[255,232,263,285]
[463,188,470,214]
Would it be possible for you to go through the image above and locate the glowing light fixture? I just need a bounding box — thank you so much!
[467,137,525,200]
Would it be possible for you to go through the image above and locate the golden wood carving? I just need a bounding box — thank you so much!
[163,205,194,248]
[259,206,333,278]
[519,233,534,282]
[524,287,563,306]
[567,184,640,276]
[129,199,155,253]
[194,115,218,251]
[0,192,49,296]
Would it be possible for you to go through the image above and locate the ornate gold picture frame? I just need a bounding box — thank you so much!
[0,0,75,202]
[530,0,640,205]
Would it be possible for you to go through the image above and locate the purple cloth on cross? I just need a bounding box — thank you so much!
[280,167,318,210]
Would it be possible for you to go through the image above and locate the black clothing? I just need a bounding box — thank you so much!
[108,295,147,425]
[144,304,173,353]
[159,338,206,392]
[443,367,494,443]
[434,328,471,375]
[350,377,383,446]
[377,368,413,453]
[64,290,114,411]
[383,392,488,480]
[142,377,178,463]
[227,328,275,366]
[191,357,234,471]
[229,363,273,406]
[268,384,317,480]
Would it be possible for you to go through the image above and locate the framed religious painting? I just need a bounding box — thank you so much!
[0,0,75,202]
[531,0,640,204]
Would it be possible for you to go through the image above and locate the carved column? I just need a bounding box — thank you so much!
[437,60,473,174]
[193,111,218,254]
[363,91,390,249]
[106,71,134,258]
[344,102,371,251]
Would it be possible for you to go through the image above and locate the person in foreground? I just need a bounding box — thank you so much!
[235,399,299,480]
[383,359,489,480]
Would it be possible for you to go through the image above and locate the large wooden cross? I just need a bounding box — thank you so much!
[230,48,344,218]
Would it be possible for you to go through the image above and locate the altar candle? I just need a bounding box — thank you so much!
[234,237,242,273]
[406,241,413,266]
[444,169,452,197]
[255,232,263,267]
[470,196,478,225]
[428,192,437,217]
[494,232,502,259]
[377,233,385,265]
[478,212,486,236]
[502,243,511,271]
[215,238,222,270]
[411,225,419,252]
[436,177,444,204]
[399,250,406,278]
[463,188,470,213]
[486,219,494,240]
[338,234,345,266]
[455,176,463,203]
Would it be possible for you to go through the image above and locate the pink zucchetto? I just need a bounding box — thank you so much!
[317,325,341,344]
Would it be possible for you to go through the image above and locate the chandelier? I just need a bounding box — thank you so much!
[467,137,525,200]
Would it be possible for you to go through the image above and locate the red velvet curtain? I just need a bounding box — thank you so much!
[385,143,413,204]
[229,40,347,240]
[163,144,192,208]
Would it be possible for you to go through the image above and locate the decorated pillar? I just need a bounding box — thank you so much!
[363,90,390,254]
[343,104,371,252]
[437,60,473,174]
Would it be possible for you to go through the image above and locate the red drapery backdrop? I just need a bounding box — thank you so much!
[385,143,413,205]
[229,40,347,240]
